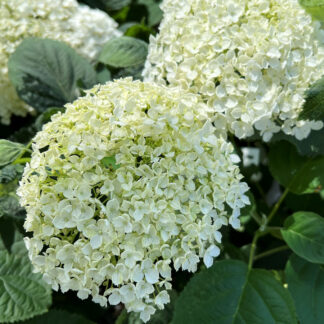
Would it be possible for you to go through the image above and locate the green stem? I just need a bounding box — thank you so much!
[248,186,290,268]
[266,187,290,225]
[254,245,290,261]
[248,229,269,269]
[13,157,31,165]
[248,232,260,269]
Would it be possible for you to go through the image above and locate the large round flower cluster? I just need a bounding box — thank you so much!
[143,0,324,141]
[18,79,250,322]
[0,0,121,124]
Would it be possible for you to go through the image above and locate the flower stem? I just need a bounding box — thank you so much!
[248,186,290,268]
[248,232,260,269]
[13,157,31,165]
[266,187,290,225]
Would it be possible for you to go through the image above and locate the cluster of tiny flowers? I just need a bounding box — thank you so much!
[18,79,250,322]
[143,0,324,141]
[0,0,121,124]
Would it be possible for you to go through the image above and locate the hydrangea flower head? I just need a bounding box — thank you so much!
[18,78,250,321]
[143,0,324,141]
[0,0,121,124]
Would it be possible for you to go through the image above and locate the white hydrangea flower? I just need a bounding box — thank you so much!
[0,0,121,124]
[143,0,324,141]
[18,78,249,322]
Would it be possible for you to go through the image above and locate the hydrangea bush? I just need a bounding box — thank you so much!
[1,0,324,323]
[0,0,121,124]
[18,79,249,321]
[143,0,324,141]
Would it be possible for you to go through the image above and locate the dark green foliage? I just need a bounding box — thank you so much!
[285,254,324,324]
[23,309,95,324]
[282,212,324,263]
[272,127,324,157]
[0,165,24,184]
[269,141,324,194]
[172,260,297,324]
[8,38,98,112]
[0,140,25,167]
[299,76,324,121]
[99,36,148,68]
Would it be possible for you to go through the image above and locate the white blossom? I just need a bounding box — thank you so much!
[143,0,324,141]
[0,0,121,124]
[18,78,249,321]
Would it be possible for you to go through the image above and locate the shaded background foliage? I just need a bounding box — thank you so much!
[1,0,324,323]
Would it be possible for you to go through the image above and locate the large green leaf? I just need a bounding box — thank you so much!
[24,309,94,324]
[285,254,324,324]
[0,140,25,167]
[281,212,324,264]
[299,0,324,20]
[0,251,52,323]
[99,36,148,68]
[8,38,97,112]
[272,127,324,157]
[299,76,324,121]
[268,141,324,194]
[172,260,297,324]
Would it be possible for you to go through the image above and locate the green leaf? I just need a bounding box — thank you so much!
[8,38,97,112]
[0,195,25,220]
[172,260,297,324]
[0,164,24,184]
[99,36,148,68]
[299,0,324,21]
[137,0,163,26]
[281,212,324,264]
[272,127,324,157]
[285,254,324,324]
[24,309,95,324]
[96,64,112,84]
[0,251,52,323]
[0,140,25,167]
[299,76,324,121]
[268,141,324,194]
